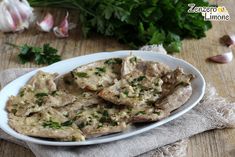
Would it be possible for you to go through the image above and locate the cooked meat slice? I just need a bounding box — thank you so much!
[57,73,83,95]
[43,91,77,107]
[74,104,129,138]
[8,108,85,141]
[98,71,163,107]
[72,58,122,91]
[6,86,31,113]
[128,102,168,123]
[144,61,171,77]
[57,92,104,118]
[130,85,192,123]
[121,55,171,77]
[121,55,141,76]
[6,85,45,116]
[7,85,76,116]
[7,71,60,116]
[27,71,58,93]
[7,97,44,117]
[155,85,192,113]
[161,68,194,95]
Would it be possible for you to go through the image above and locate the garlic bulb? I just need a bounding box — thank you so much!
[0,0,34,32]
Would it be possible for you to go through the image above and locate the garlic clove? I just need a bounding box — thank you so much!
[220,35,235,47]
[207,51,233,63]
[53,12,69,38]
[6,1,22,28]
[0,5,16,32]
[16,0,34,21]
[37,13,54,32]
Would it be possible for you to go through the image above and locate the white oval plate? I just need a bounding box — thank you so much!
[0,50,205,146]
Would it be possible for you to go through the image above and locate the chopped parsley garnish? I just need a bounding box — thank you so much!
[43,119,61,129]
[153,111,161,115]
[51,91,58,96]
[102,110,109,117]
[98,110,118,126]
[74,72,89,78]
[137,76,146,81]
[19,90,25,97]
[135,111,146,115]
[96,67,106,72]
[76,111,83,118]
[61,120,74,126]
[35,93,48,106]
[129,57,137,63]
[127,107,132,114]
[131,76,146,86]
[35,93,48,98]
[36,99,44,106]
[99,110,110,123]
[95,72,101,76]
[123,90,129,97]
[111,120,118,126]
[99,117,109,123]
[95,67,106,76]
[43,119,75,129]
[104,58,122,65]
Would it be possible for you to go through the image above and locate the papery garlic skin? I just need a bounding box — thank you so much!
[53,12,69,38]
[208,52,233,64]
[0,0,34,32]
[220,35,235,47]
[37,13,54,32]
[140,44,167,54]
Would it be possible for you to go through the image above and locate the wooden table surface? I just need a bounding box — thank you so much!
[0,1,235,157]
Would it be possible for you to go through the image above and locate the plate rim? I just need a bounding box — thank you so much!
[0,50,205,146]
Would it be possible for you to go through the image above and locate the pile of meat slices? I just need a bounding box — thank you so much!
[6,55,194,141]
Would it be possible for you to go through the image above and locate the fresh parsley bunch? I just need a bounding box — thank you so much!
[29,0,212,53]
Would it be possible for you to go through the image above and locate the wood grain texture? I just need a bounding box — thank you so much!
[0,1,235,157]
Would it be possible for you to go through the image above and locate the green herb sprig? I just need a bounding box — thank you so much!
[6,43,61,65]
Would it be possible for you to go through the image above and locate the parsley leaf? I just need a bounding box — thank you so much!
[135,111,146,115]
[104,58,122,65]
[61,120,74,126]
[73,72,89,78]
[95,67,106,76]
[43,119,61,129]
[6,43,61,65]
